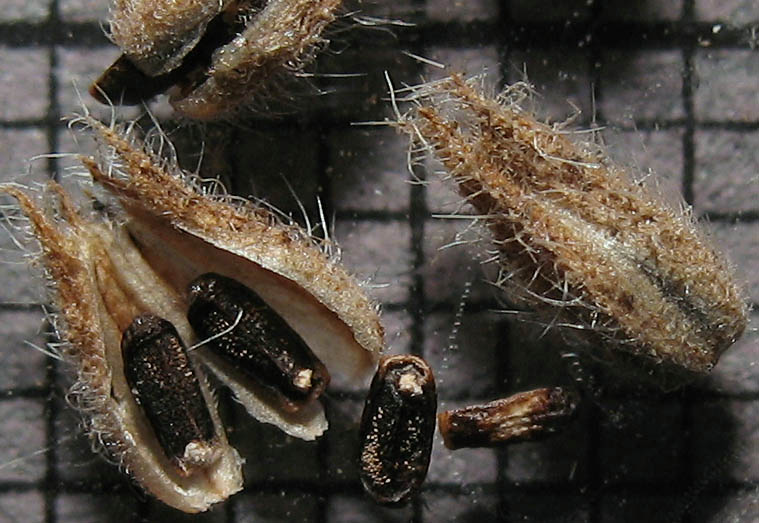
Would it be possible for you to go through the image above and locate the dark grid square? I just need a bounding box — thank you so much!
[326,494,414,522]
[234,492,320,523]
[329,127,411,215]
[600,50,685,124]
[504,492,589,523]
[0,129,49,185]
[56,494,142,523]
[0,310,48,390]
[694,49,759,122]
[690,399,759,484]
[600,494,692,523]
[694,128,759,215]
[424,0,500,24]
[703,221,759,303]
[0,398,47,482]
[508,48,593,121]
[0,48,49,121]
[421,489,501,521]
[695,0,759,25]
[0,491,46,523]
[424,311,501,399]
[58,0,108,23]
[599,398,684,484]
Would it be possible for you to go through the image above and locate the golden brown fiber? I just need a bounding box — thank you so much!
[396,75,748,386]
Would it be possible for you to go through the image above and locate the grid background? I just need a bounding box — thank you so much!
[1,0,758,522]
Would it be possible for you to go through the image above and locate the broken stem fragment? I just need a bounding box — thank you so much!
[438,387,579,450]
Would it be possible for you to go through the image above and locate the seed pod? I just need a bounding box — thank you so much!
[94,0,342,118]
[359,355,437,504]
[187,273,330,412]
[122,313,219,475]
[396,75,748,388]
[0,185,243,513]
[0,113,383,511]
[438,388,579,450]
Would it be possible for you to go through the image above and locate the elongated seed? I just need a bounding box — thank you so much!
[187,273,330,412]
[122,313,218,475]
[359,355,437,504]
[397,75,748,387]
[438,387,579,450]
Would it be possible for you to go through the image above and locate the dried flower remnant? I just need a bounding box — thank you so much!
[93,0,343,118]
[187,272,330,413]
[0,112,383,510]
[438,387,579,450]
[396,75,748,387]
[122,313,220,476]
[359,355,437,504]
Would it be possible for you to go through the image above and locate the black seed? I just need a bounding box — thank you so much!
[90,55,179,106]
[438,387,579,450]
[186,273,330,412]
[359,355,437,505]
[121,313,217,475]
[90,1,264,107]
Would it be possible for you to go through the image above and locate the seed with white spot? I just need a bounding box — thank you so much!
[122,313,219,475]
[187,272,330,413]
[359,355,437,504]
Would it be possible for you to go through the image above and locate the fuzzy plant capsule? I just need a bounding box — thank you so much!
[93,0,343,118]
[122,313,219,476]
[0,184,244,513]
[396,74,749,388]
[359,355,437,505]
[0,112,383,511]
[438,387,579,450]
[187,272,330,412]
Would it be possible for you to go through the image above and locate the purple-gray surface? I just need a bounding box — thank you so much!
[0,0,757,522]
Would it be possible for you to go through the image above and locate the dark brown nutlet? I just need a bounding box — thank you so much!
[187,273,330,412]
[358,355,437,504]
[90,54,180,106]
[438,387,579,450]
[122,313,218,475]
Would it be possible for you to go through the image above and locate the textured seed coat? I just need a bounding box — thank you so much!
[359,355,437,504]
[187,273,330,412]
[122,314,219,475]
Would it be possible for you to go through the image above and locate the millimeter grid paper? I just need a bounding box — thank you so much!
[1,0,758,522]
